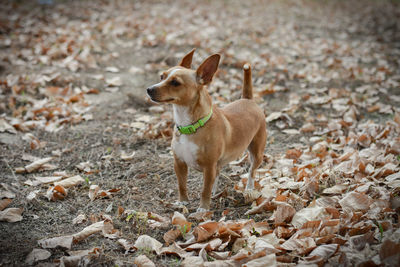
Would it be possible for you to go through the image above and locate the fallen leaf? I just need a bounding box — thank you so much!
[0,207,23,222]
[38,235,73,250]
[73,220,106,243]
[280,237,316,255]
[72,213,87,225]
[193,221,219,242]
[134,255,156,267]
[172,211,192,233]
[46,185,67,201]
[134,235,163,255]
[121,151,136,160]
[163,229,181,245]
[291,204,328,228]
[118,238,136,253]
[380,239,400,266]
[273,203,296,225]
[17,157,53,173]
[54,175,85,188]
[339,192,372,212]
[0,198,12,211]
[25,248,51,265]
[160,242,194,258]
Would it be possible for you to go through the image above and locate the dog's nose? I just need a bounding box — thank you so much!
[146,86,154,96]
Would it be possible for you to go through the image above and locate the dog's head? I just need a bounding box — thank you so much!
[146,49,220,105]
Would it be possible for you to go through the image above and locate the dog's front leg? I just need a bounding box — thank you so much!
[198,164,217,212]
[174,156,189,204]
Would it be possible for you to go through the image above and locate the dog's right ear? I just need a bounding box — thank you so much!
[196,54,220,85]
[179,48,196,69]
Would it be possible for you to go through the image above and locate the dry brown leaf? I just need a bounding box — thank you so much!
[73,220,105,243]
[188,210,214,222]
[89,184,100,201]
[163,229,181,245]
[0,198,12,211]
[380,239,400,266]
[134,255,156,267]
[38,235,73,250]
[305,244,339,263]
[59,247,101,267]
[118,238,136,253]
[25,248,51,265]
[193,221,220,242]
[54,175,84,188]
[0,207,23,222]
[46,185,67,201]
[300,122,316,133]
[280,237,317,255]
[26,176,63,186]
[243,253,277,267]
[0,188,15,199]
[172,211,192,233]
[339,192,372,212]
[72,213,87,225]
[273,202,296,225]
[17,157,53,173]
[291,204,328,228]
[134,235,163,255]
[160,242,195,258]
[180,256,204,267]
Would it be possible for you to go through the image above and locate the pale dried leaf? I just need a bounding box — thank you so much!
[72,213,87,225]
[73,220,105,243]
[118,238,136,253]
[25,248,51,265]
[54,175,84,188]
[134,235,163,255]
[339,192,372,212]
[291,205,328,228]
[160,242,195,258]
[280,237,316,255]
[0,207,23,222]
[38,235,73,250]
[121,151,136,160]
[134,255,156,267]
[23,157,53,173]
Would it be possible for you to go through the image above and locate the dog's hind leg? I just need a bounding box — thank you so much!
[246,127,267,190]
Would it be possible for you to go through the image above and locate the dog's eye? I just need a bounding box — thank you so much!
[169,79,181,87]
[160,74,164,80]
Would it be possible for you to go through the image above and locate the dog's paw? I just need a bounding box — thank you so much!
[173,201,189,207]
[245,180,255,190]
[196,207,209,213]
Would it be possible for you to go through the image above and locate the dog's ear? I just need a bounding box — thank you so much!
[179,48,196,69]
[196,54,220,85]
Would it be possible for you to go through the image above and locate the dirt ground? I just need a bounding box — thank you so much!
[0,0,399,266]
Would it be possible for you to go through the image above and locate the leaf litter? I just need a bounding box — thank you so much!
[0,0,399,266]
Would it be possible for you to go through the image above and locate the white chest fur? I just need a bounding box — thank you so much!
[172,134,199,168]
[172,104,200,168]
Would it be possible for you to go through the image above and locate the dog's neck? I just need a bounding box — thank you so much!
[173,88,212,126]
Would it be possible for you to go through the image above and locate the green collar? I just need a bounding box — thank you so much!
[177,108,213,135]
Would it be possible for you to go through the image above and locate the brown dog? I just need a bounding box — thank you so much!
[147,49,267,211]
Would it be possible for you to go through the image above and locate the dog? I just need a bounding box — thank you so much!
[147,49,267,212]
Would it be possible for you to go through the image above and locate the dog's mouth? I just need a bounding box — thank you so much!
[148,95,175,103]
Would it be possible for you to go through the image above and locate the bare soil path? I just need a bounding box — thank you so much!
[0,0,399,266]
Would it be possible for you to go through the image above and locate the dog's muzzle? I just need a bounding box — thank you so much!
[146,86,157,99]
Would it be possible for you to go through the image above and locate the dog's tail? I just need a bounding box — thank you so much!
[242,63,253,99]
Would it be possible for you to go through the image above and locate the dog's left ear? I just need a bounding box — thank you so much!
[196,54,220,85]
[179,48,196,69]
